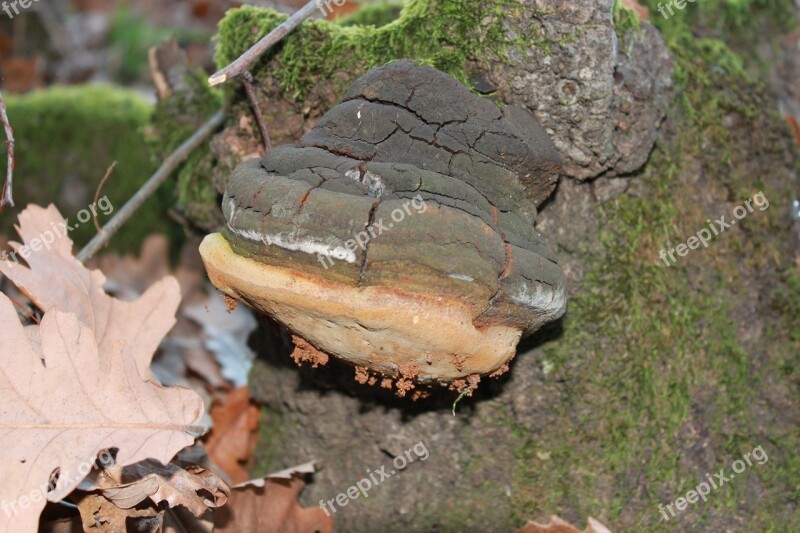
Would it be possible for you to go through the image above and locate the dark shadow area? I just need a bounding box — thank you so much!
[247,309,567,419]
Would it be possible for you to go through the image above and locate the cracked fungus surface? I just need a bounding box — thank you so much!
[201,60,568,382]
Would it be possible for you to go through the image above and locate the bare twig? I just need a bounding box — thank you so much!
[208,1,318,154]
[76,110,226,263]
[6,292,40,324]
[208,0,320,87]
[93,161,117,232]
[242,72,272,152]
[0,91,15,208]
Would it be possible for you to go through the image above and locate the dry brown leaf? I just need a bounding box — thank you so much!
[0,293,203,531]
[204,387,260,484]
[82,459,229,515]
[0,204,182,381]
[160,505,215,533]
[214,475,332,533]
[73,492,157,533]
[73,491,214,533]
[95,233,241,391]
[518,515,612,533]
[74,456,225,533]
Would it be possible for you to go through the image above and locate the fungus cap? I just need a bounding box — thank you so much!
[200,60,567,382]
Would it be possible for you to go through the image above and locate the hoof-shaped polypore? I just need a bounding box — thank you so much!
[199,60,567,382]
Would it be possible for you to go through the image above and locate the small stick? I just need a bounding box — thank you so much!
[0,91,15,208]
[93,161,117,232]
[76,110,226,263]
[5,290,40,324]
[242,72,272,152]
[208,0,320,87]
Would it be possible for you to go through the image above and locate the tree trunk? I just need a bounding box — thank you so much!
[155,0,800,529]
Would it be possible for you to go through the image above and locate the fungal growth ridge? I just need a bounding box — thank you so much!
[200,60,567,383]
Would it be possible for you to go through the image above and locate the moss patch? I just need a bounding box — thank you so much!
[505,2,800,528]
[174,0,561,225]
[214,0,523,102]
[250,404,291,477]
[613,0,642,40]
[148,68,224,230]
[337,2,404,27]
[0,84,181,253]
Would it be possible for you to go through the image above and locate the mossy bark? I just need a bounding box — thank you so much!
[180,0,500,229]
[178,0,604,229]
[158,0,800,529]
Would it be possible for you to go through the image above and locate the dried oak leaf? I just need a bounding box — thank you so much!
[72,491,157,533]
[95,235,226,395]
[78,459,228,515]
[0,293,204,533]
[204,387,260,485]
[518,515,612,533]
[0,204,182,381]
[214,471,331,533]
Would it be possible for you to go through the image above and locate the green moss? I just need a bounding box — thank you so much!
[0,84,181,253]
[612,0,642,40]
[337,2,404,27]
[774,269,800,343]
[504,1,800,524]
[148,68,224,230]
[214,0,524,102]
[250,405,291,477]
[641,0,796,85]
[507,137,798,528]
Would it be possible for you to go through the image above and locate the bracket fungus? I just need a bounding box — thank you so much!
[200,60,567,384]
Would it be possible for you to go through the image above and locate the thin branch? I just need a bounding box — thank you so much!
[4,289,40,324]
[242,72,272,152]
[76,110,226,263]
[0,91,15,208]
[93,161,117,232]
[208,0,320,87]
